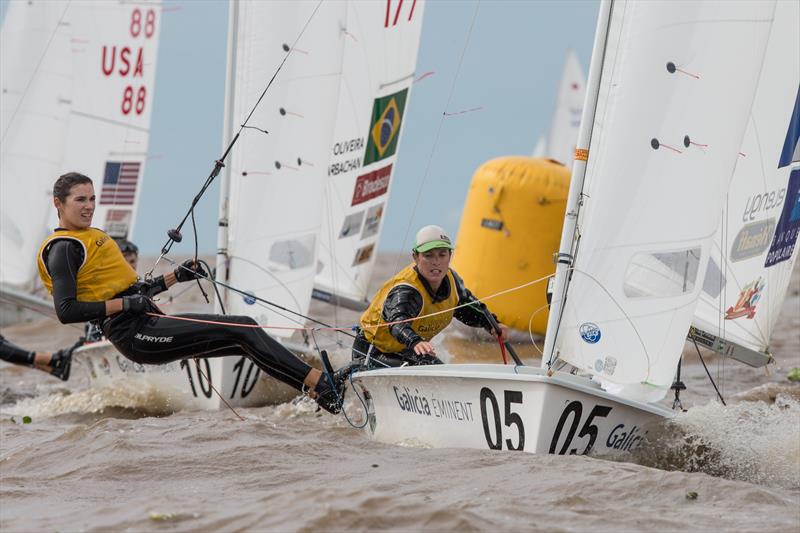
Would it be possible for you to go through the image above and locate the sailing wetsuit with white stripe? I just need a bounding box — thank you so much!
[42,238,314,391]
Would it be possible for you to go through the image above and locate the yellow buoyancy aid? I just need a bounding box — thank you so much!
[361,264,458,353]
[37,227,138,301]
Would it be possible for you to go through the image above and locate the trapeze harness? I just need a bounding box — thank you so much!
[354,264,496,368]
[37,227,313,390]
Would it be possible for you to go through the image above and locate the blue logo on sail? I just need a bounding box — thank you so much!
[778,84,800,168]
[579,322,601,344]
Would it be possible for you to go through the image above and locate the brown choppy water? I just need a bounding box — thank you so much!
[1,254,799,531]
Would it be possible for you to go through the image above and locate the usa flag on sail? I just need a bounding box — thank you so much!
[99,162,140,205]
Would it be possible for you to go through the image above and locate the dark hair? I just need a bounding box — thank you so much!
[114,238,139,256]
[53,172,93,202]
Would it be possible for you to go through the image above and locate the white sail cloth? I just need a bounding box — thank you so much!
[60,1,162,241]
[693,0,800,356]
[534,50,585,165]
[314,0,426,305]
[0,2,72,289]
[551,0,776,401]
[221,1,347,338]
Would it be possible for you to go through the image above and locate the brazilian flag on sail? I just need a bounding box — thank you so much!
[363,88,408,166]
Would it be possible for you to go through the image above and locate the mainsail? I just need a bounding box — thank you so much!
[313,0,426,309]
[533,50,585,165]
[0,2,72,290]
[543,0,776,402]
[60,1,162,241]
[691,0,800,366]
[217,0,347,338]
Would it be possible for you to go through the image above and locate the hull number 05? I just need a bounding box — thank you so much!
[480,388,525,451]
[549,401,612,455]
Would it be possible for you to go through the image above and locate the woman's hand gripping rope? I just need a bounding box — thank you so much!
[174,259,209,283]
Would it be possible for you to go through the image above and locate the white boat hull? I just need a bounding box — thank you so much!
[351,364,674,455]
[75,340,303,411]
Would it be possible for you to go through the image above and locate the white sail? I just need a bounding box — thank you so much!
[0,2,72,290]
[692,0,800,361]
[539,50,585,165]
[219,0,347,338]
[313,0,426,307]
[544,0,776,402]
[532,135,547,158]
[59,1,162,241]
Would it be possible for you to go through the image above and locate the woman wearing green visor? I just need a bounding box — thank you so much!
[353,225,508,368]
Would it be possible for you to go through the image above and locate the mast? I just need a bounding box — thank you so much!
[214,0,239,314]
[541,0,613,369]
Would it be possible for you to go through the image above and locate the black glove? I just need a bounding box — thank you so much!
[174,260,208,283]
[122,294,149,314]
[143,275,168,297]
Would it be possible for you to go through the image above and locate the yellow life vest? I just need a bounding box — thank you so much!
[361,264,458,353]
[37,227,138,301]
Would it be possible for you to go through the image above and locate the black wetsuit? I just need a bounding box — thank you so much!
[44,239,312,390]
[0,335,35,367]
[352,268,496,368]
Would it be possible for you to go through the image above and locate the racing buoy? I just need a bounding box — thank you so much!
[452,156,570,336]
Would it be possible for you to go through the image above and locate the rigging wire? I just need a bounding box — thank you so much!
[146,0,325,279]
[393,0,482,274]
[691,337,727,406]
[226,254,305,323]
[142,0,325,419]
[169,258,356,337]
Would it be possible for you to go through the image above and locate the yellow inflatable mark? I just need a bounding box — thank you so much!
[452,157,570,336]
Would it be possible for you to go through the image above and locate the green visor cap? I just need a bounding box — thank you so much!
[413,225,454,252]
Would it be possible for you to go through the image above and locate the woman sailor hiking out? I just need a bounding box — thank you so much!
[37,172,347,413]
[352,225,509,369]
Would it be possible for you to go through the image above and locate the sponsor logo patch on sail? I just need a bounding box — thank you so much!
[361,203,384,239]
[730,219,775,262]
[593,356,616,375]
[339,211,365,238]
[352,243,375,266]
[579,322,601,344]
[764,168,800,267]
[363,89,408,166]
[351,165,392,206]
[724,277,764,320]
[104,209,132,238]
